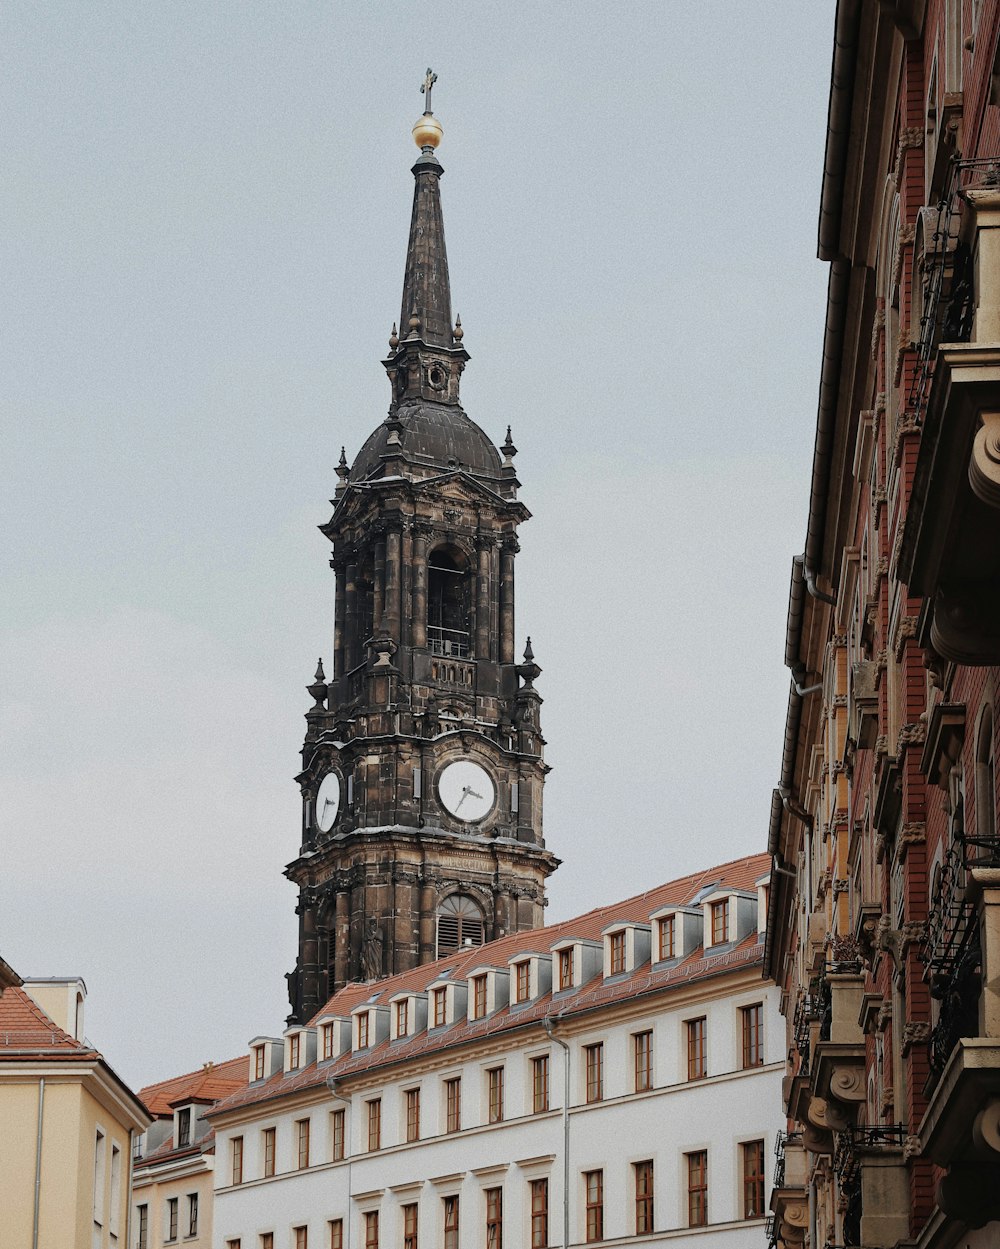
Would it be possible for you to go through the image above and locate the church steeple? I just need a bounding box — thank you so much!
[283,78,557,1024]
[384,71,468,409]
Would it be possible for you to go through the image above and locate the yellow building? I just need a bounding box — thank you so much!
[132,1055,248,1249]
[0,976,150,1249]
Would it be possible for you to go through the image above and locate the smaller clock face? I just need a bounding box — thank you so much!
[315,772,341,833]
[438,760,495,823]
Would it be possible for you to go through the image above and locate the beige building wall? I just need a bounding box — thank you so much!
[133,1163,215,1249]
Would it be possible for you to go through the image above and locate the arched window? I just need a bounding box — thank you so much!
[976,705,996,855]
[427,548,470,658]
[436,893,485,957]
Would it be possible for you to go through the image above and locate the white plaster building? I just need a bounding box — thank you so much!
[204,854,781,1249]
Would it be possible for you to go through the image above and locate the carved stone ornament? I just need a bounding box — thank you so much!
[871,310,886,361]
[973,1098,1000,1155]
[901,1020,931,1055]
[969,411,1000,508]
[877,1000,893,1032]
[830,1064,866,1104]
[903,1134,922,1161]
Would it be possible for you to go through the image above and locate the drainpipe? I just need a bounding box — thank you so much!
[543,1018,570,1249]
[327,1076,353,1249]
[32,1078,45,1249]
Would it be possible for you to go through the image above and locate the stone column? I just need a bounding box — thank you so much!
[972,868,1000,1037]
[333,560,347,678]
[334,888,350,991]
[500,539,516,664]
[373,539,386,634]
[401,524,414,647]
[968,188,1000,343]
[476,539,491,659]
[419,881,437,961]
[412,528,429,648]
[344,559,358,670]
[384,529,402,642]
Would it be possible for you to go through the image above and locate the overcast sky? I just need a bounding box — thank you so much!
[2,2,834,1087]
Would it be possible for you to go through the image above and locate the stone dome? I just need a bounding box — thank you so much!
[351,401,503,483]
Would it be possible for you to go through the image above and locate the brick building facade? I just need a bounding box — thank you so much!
[766,3,1000,1247]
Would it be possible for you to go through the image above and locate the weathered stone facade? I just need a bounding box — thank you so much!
[285,102,558,1023]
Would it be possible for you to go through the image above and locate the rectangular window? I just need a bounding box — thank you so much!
[261,1236,274,1249]
[137,1205,148,1249]
[297,1117,311,1169]
[473,974,488,1019]
[634,1030,653,1092]
[486,1187,502,1249]
[658,914,675,960]
[364,1214,379,1249]
[231,1136,244,1185]
[515,961,530,1003]
[532,1055,549,1113]
[396,999,408,1037]
[443,1197,459,1249]
[584,1170,603,1243]
[254,1045,266,1080]
[294,1227,308,1249]
[446,1077,461,1133]
[357,1013,370,1049]
[610,930,626,975]
[263,1126,276,1177]
[177,1106,191,1148]
[331,1108,345,1161]
[686,1017,707,1080]
[488,1067,504,1123]
[167,1197,178,1242]
[188,1193,199,1237]
[530,1179,548,1249]
[94,1128,106,1225]
[403,1203,418,1249]
[585,1043,604,1103]
[329,1220,343,1249]
[227,1241,241,1249]
[710,900,728,945]
[322,1023,335,1060]
[558,948,573,990]
[741,1004,763,1068]
[433,987,447,1027]
[406,1087,420,1142]
[687,1151,708,1227]
[634,1160,654,1234]
[367,1098,381,1151]
[289,1032,301,1068]
[742,1139,765,1219]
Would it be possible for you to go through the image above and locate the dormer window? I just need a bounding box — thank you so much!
[610,931,626,975]
[515,961,530,1003]
[322,1023,335,1060]
[710,900,729,946]
[253,1046,266,1081]
[472,975,487,1020]
[177,1107,191,1148]
[395,1000,408,1037]
[558,948,574,990]
[289,1033,301,1069]
[432,987,447,1027]
[357,1013,370,1049]
[658,915,676,961]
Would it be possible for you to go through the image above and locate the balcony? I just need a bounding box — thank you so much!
[899,175,1000,664]
[832,1125,910,1248]
[920,869,1000,1228]
[812,972,867,1129]
[769,1131,808,1244]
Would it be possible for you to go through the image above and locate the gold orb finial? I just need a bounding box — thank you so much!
[413,67,443,151]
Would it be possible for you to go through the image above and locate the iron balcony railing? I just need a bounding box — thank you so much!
[427,625,470,658]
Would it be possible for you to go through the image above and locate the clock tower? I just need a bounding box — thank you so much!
[285,77,559,1023]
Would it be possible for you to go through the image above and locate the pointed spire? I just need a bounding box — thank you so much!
[400,70,453,349]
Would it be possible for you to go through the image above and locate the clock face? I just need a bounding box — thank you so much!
[438,760,495,823]
[315,772,341,833]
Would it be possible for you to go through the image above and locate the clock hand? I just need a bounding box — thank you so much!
[454,786,471,813]
[467,787,484,801]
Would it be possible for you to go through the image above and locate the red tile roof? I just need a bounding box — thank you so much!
[0,986,98,1061]
[208,853,769,1120]
[140,1055,249,1117]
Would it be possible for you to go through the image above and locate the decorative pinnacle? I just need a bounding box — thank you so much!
[313,658,326,682]
[524,636,534,663]
[453,314,463,342]
[336,447,349,480]
[501,425,517,461]
[421,68,437,113]
[389,322,399,349]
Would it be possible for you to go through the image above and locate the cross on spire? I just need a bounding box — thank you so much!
[421,67,437,114]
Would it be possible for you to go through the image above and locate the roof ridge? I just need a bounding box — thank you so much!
[139,1053,248,1100]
